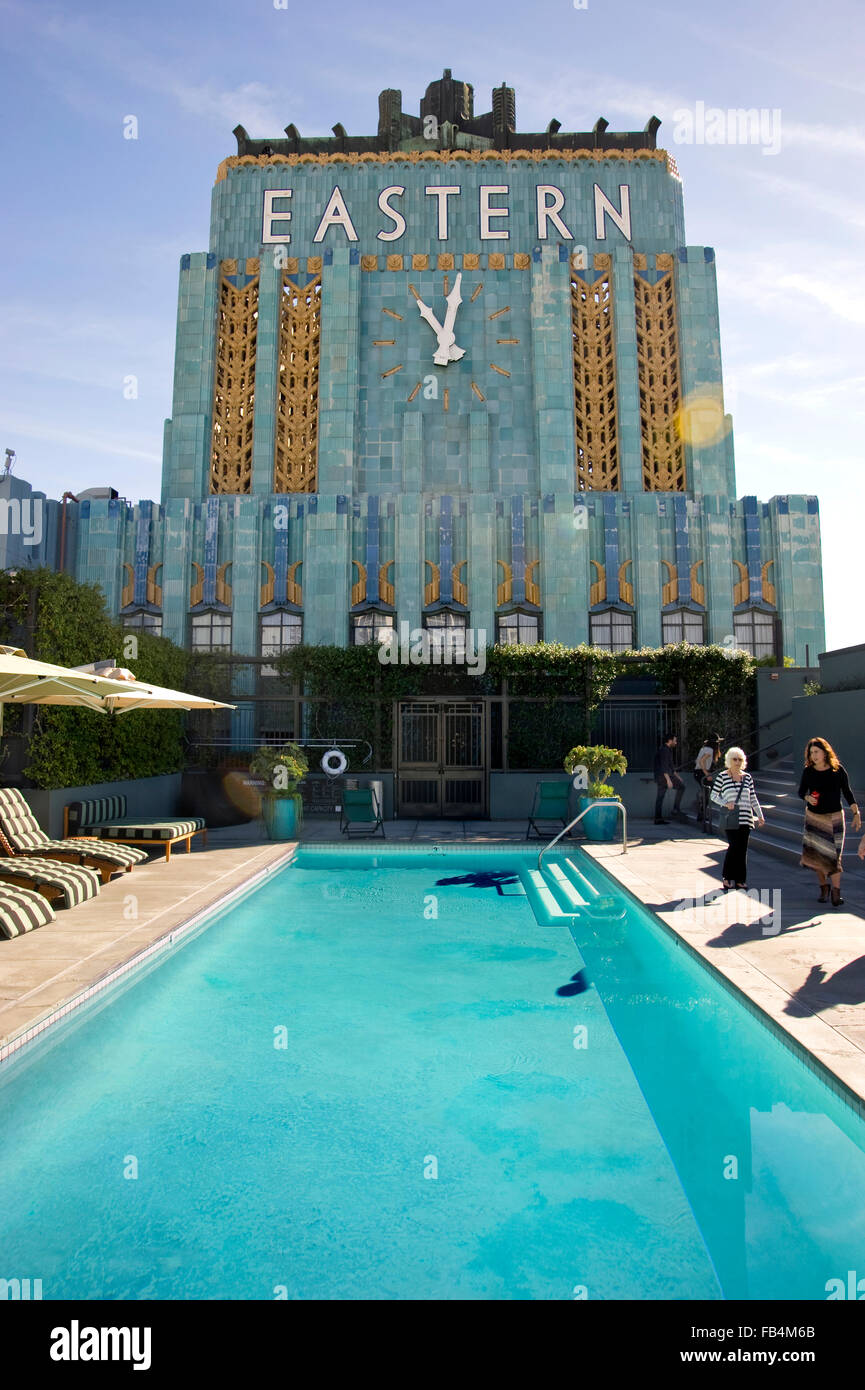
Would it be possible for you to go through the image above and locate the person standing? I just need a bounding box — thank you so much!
[710,747,765,890]
[693,733,721,821]
[653,734,686,826]
[799,738,861,906]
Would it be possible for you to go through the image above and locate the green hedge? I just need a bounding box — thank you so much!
[0,569,192,790]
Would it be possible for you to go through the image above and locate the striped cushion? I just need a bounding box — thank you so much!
[0,786,58,854]
[39,838,148,867]
[0,858,100,909]
[66,797,127,832]
[0,886,57,939]
[96,818,204,842]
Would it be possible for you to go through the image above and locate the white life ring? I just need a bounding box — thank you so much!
[321,748,348,778]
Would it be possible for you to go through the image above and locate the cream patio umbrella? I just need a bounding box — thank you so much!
[70,661,235,714]
[0,645,150,734]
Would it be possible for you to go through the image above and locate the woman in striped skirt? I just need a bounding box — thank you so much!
[799,738,860,906]
[710,747,765,891]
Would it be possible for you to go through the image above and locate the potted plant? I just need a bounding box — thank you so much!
[249,742,309,840]
[563,744,628,842]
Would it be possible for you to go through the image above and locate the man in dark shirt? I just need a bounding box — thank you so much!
[653,734,686,825]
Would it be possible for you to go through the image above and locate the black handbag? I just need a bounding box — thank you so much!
[716,778,745,831]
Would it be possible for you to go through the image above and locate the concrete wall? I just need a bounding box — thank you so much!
[755,666,819,762]
[24,774,183,841]
[818,644,865,692]
[489,770,665,822]
[791,691,865,794]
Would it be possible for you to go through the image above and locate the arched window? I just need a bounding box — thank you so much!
[351,610,395,647]
[662,607,705,645]
[590,607,634,652]
[496,610,541,646]
[190,610,232,653]
[122,609,162,637]
[260,609,303,659]
[733,609,778,659]
[423,608,468,660]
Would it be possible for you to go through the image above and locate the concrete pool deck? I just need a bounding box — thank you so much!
[2,815,865,1112]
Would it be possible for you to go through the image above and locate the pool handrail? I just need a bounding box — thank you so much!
[538,800,628,873]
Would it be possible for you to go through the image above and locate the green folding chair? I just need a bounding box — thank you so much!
[526,780,571,840]
[339,787,385,838]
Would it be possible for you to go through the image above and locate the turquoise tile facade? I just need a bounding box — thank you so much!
[21,72,823,671]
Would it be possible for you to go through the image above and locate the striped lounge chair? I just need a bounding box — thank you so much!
[0,788,148,884]
[0,858,100,910]
[0,885,57,939]
[65,796,207,862]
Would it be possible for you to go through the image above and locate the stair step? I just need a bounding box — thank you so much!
[542,860,590,908]
[522,869,579,924]
[559,856,602,901]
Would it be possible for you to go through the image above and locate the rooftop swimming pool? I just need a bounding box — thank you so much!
[1,843,864,1300]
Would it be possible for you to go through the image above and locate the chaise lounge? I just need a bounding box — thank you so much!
[0,884,58,939]
[0,788,148,883]
[0,857,100,910]
[65,796,207,862]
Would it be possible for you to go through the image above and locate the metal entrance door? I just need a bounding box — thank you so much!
[397,700,486,817]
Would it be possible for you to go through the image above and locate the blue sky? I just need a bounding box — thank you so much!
[1,0,862,652]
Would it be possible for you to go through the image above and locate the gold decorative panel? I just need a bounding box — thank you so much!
[761,559,776,606]
[411,254,429,270]
[210,269,259,494]
[424,561,441,607]
[690,560,705,606]
[190,561,204,608]
[525,560,540,607]
[733,560,749,606]
[589,559,606,606]
[146,563,163,607]
[437,253,454,270]
[488,253,505,270]
[386,254,403,271]
[572,273,619,490]
[462,253,480,270]
[260,560,275,607]
[351,560,367,608]
[286,560,302,606]
[361,255,378,271]
[618,559,634,606]
[452,560,468,607]
[274,273,321,493]
[661,558,678,605]
[513,253,531,270]
[216,562,232,606]
[379,560,395,606]
[635,270,685,491]
[497,560,513,608]
[121,563,134,609]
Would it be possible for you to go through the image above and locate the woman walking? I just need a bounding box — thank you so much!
[799,738,860,906]
[693,733,721,823]
[711,747,765,890]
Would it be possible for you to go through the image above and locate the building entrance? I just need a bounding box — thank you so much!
[396,699,486,818]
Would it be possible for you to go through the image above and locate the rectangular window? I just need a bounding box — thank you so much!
[351,612,395,647]
[423,610,468,661]
[496,611,540,646]
[734,611,777,660]
[590,610,633,652]
[662,610,705,645]
[191,611,232,653]
[122,611,163,636]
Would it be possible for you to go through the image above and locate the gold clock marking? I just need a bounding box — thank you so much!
[443,388,450,412]
[471,382,486,401]
[381,363,404,378]
[407,283,420,300]
[488,306,510,320]
[382,307,403,320]
[373,339,395,346]
[407,381,422,403]
[443,274,449,295]
[470,283,484,302]
[496,338,519,345]
[490,362,511,377]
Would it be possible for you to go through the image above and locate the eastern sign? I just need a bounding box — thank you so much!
[261,182,634,245]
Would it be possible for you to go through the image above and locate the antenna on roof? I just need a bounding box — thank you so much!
[3,448,15,476]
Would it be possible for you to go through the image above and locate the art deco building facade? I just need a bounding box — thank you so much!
[22,72,825,693]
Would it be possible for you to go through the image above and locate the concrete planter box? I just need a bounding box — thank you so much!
[23,774,183,841]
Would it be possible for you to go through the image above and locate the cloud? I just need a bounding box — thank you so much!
[3,415,162,465]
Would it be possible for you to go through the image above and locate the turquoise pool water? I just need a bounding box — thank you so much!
[1,844,864,1300]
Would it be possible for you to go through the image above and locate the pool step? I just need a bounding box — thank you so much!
[542,860,590,909]
[521,869,580,926]
[558,856,603,903]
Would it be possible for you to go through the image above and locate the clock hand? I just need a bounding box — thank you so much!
[416,298,445,340]
[433,273,465,366]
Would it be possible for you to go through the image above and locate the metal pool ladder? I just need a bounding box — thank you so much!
[538,801,628,873]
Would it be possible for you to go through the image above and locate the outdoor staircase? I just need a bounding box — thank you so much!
[749,756,865,867]
[520,856,624,928]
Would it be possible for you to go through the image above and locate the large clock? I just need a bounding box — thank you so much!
[373,269,521,412]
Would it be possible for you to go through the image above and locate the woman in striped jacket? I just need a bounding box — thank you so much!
[710,746,765,891]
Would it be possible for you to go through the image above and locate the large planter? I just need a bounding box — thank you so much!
[577,794,622,842]
[261,792,303,841]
